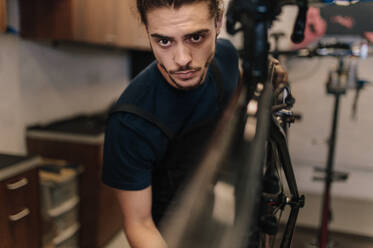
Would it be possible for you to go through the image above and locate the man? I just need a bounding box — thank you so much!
[102,0,287,247]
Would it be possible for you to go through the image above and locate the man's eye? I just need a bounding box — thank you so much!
[158,39,171,47]
[190,34,203,43]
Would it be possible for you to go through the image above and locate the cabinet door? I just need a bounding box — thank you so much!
[0,168,41,248]
[0,185,12,248]
[19,0,74,39]
[72,0,117,45]
[114,0,150,50]
[0,0,5,32]
[19,0,150,49]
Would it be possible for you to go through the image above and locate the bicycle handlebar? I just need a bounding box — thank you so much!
[270,40,369,58]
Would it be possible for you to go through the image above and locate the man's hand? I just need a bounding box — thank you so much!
[270,57,289,90]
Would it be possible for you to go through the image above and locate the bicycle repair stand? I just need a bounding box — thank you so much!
[312,56,350,248]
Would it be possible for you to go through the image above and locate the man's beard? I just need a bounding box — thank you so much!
[157,34,217,90]
[159,51,215,91]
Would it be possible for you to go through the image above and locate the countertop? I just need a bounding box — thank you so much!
[0,153,41,181]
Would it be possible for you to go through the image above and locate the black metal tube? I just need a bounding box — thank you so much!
[271,118,303,248]
[281,206,300,248]
[318,93,341,248]
[318,58,344,248]
[273,122,299,198]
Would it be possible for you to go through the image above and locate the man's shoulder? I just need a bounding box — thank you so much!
[217,38,236,50]
[131,60,160,84]
[213,38,240,103]
[116,61,160,105]
[216,38,237,57]
[110,60,177,137]
[215,38,239,69]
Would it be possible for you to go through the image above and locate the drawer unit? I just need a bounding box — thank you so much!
[39,161,81,246]
[43,222,80,248]
[54,222,80,248]
[0,154,42,248]
[51,197,79,236]
[27,113,122,247]
[39,161,81,213]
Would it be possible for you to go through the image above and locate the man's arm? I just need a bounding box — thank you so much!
[115,186,167,248]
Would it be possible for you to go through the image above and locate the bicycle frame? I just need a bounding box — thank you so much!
[270,116,305,247]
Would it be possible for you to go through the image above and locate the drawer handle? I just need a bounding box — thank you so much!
[9,208,30,222]
[6,178,28,190]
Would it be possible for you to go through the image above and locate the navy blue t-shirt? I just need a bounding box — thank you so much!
[102,39,239,190]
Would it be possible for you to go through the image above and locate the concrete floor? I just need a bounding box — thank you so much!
[291,226,373,248]
[103,186,373,248]
[104,227,373,248]
[104,230,130,248]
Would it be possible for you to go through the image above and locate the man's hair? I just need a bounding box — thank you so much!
[137,0,223,26]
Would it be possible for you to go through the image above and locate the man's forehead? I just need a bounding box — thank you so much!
[146,2,215,35]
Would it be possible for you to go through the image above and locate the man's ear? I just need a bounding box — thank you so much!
[216,13,223,36]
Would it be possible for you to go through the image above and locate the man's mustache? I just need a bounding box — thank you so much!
[169,66,202,74]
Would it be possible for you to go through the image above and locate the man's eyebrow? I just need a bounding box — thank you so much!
[150,29,211,40]
[150,33,173,40]
[185,29,210,37]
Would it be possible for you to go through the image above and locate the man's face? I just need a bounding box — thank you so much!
[146,2,221,90]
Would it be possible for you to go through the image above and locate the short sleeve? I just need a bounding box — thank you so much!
[101,112,169,190]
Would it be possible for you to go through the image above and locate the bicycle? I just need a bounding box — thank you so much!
[158,0,310,247]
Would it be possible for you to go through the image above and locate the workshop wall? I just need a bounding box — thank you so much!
[271,6,373,236]
[0,34,128,153]
[0,0,129,153]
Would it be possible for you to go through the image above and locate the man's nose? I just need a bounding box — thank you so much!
[174,45,192,68]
